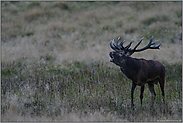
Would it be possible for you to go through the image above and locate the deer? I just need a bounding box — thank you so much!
[109,36,165,109]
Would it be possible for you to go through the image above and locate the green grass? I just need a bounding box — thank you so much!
[1,61,182,121]
[1,1,182,122]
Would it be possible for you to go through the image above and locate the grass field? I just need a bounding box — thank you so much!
[1,1,182,122]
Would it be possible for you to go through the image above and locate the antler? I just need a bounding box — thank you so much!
[110,36,161,56]
[110,37,127,51]
[110,39,119,51]
[130,36,161,52]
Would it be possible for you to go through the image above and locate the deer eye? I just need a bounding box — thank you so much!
[119,53,123,57]
[118,51,125,57]
[125,52,131,56]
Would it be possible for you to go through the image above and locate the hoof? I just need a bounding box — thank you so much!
[131,104,135,110]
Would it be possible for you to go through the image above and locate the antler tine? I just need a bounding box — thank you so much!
[119,38,126,50]
[110,39,120,51]
[132,37,144,51]
[110,37,126,51]
[150,41,162,49]
[132,36,161,52]
[141,36,161,49]
[112,39,121,50]
[157,42,162,48]
[119,38,126,46]
[147,36,153,45]
[125,39,134,49]
[151,40,158,45]
[110,39,116,51]
[116,37,120,47]
[150,40,161,49]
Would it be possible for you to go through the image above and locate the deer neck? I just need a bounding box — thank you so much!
[119,57,141,82]
[120,57,141,73]
[118,56,130,67]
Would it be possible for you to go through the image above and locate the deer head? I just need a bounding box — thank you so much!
[109,36,161,65]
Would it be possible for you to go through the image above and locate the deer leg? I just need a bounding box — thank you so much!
[159,77,165,104]
[140,85,145,108]
[131,82,136,109]
[148,83,156,107]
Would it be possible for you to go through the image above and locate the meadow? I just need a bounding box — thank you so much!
[1,1,182,122]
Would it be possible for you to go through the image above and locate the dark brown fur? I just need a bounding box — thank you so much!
[109,51,165,109]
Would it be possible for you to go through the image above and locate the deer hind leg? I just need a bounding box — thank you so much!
[159,77,165,104]
[148,83,156,107]
[140,85,145,108]
[131,82,136,109]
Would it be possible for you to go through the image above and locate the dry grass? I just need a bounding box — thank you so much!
[1,61,182,122]
[1,1,182,122]
[2,1,182,66]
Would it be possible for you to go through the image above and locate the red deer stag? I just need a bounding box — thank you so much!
[109,36,165,109]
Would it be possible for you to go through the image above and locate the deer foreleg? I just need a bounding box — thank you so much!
[131,82,136,109]
[140,85,145,108]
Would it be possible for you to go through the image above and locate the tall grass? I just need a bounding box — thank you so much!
[1,1,182,122]
[1,60,182,121]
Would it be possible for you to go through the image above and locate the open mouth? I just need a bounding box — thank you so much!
[109,52,114,62]
[110,57,114,62]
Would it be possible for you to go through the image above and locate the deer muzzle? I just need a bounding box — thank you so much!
[109,52,114,62]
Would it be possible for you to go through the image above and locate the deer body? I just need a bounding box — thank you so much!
[109,36,165,109]
[118,57,165,86]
